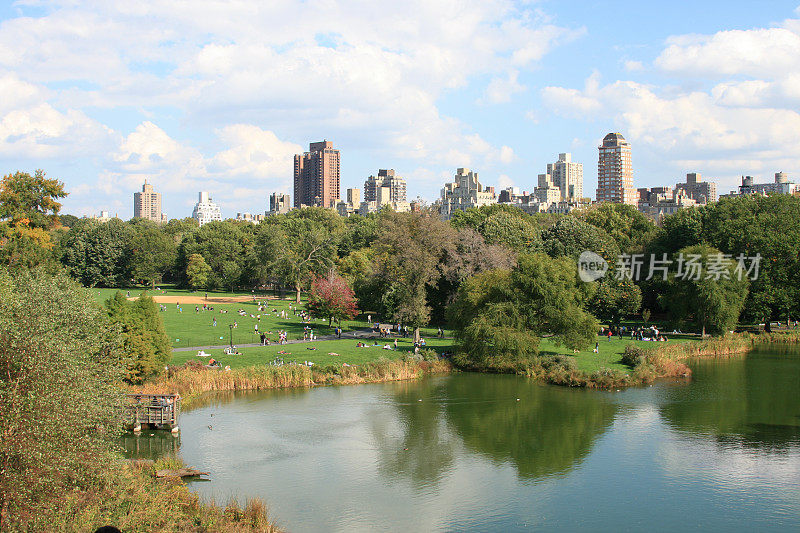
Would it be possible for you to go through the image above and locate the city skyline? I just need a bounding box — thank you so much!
[1,2,800,218]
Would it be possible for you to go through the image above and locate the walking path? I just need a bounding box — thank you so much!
[173,327,380,352]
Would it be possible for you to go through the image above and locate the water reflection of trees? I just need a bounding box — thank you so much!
[369,378,457,488]
[370,374,617,484]
[443,375,617,479]
[659,351,800,449]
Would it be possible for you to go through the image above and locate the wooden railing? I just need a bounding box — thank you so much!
[125,393,181,432]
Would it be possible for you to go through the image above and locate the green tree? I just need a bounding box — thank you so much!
[176,220,255,290]
[0,269,123,528]
[0,170,66,229]
[59,218,130,286]
[542,217,620,262]
[373,210,455,341]
[589,277,642,326]
[448,253,599,369]
[702,195,800,326]
[185,253,212,290]
[105,291,171,383]
[580,203,656,252]
[451,204,541,252]
[0,170,67,270]
[126,220,177,288]
[262,207,344,302]
[659,244,749,336]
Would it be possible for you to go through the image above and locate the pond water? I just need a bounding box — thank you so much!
[128,346,800,531]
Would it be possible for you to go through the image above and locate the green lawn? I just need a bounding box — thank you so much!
[91,286,447,348]
[91,286,698,375]
[169,337,456,369]
[540,335,695,374]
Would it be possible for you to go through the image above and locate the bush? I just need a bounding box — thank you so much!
[0,269,124,529]
[621,344,646,367]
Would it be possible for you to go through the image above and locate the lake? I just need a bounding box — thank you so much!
[129,346,800,531]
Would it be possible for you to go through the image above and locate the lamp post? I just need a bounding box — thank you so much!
[229,323,234,352]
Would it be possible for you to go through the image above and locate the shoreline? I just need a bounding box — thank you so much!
[132,330,800,406]
[129,358,453,409]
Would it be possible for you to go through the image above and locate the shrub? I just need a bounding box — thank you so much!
[621,344,646,367]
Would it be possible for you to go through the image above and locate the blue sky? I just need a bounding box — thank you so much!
[1,1,799,218]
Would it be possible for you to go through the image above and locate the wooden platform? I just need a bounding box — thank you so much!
[126,393,181,432]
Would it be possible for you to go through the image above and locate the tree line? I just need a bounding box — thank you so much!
[3,170,800,364]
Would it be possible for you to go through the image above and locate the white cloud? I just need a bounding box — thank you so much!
[0,102,113,158]
[481,70,526,104]
[543,75,800,180]
[0,0,581,182]
[96,121,305,210]
[655,27,800,79]
[624,60,643,72]
[497,174,514,188]
[209,125,302,179]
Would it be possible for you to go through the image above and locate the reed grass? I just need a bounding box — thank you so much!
[130,359,452,408]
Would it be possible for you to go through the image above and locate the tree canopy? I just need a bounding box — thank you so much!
[449,253,599,370]
[659,244,749,336]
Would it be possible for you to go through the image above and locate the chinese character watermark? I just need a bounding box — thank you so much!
[578,251,762,282]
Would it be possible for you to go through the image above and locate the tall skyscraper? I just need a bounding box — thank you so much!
[597,133,636,205]
[363,169,407,203]
[192,191,222,226]
[133,180,163,222]
[293,140,340,208]
[547,153,583,201]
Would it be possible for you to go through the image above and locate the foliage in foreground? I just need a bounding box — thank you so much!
[39,459,278,533]
[0,269,124,529]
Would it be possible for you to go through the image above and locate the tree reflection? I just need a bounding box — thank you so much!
[371,374,617,483]
[368,377,457,487]
[443,374,617,480]
[660,349,800,449]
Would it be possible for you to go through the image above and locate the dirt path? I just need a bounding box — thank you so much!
[127,294,279,305]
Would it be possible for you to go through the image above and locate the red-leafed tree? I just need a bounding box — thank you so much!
[307,270,359,326]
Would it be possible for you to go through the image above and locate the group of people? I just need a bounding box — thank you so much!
[593,325,669,351]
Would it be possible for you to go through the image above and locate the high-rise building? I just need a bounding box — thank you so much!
[439,168,496,220]
[192,192,222,227]
[347,188,360,206]
[675,173,717,204]
[597,133,636,205]
[269,192,291,215]
[293,140,340,208]
[133,180,163,222]
[547,153,583,201]
[534,173,561,205]
[363,169,407,203]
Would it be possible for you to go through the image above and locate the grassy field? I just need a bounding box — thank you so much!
[92,286,447,348]
[540,335,694,373]
[92,286,696,376]
[169,336,456,369]
[168,330,696,375]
